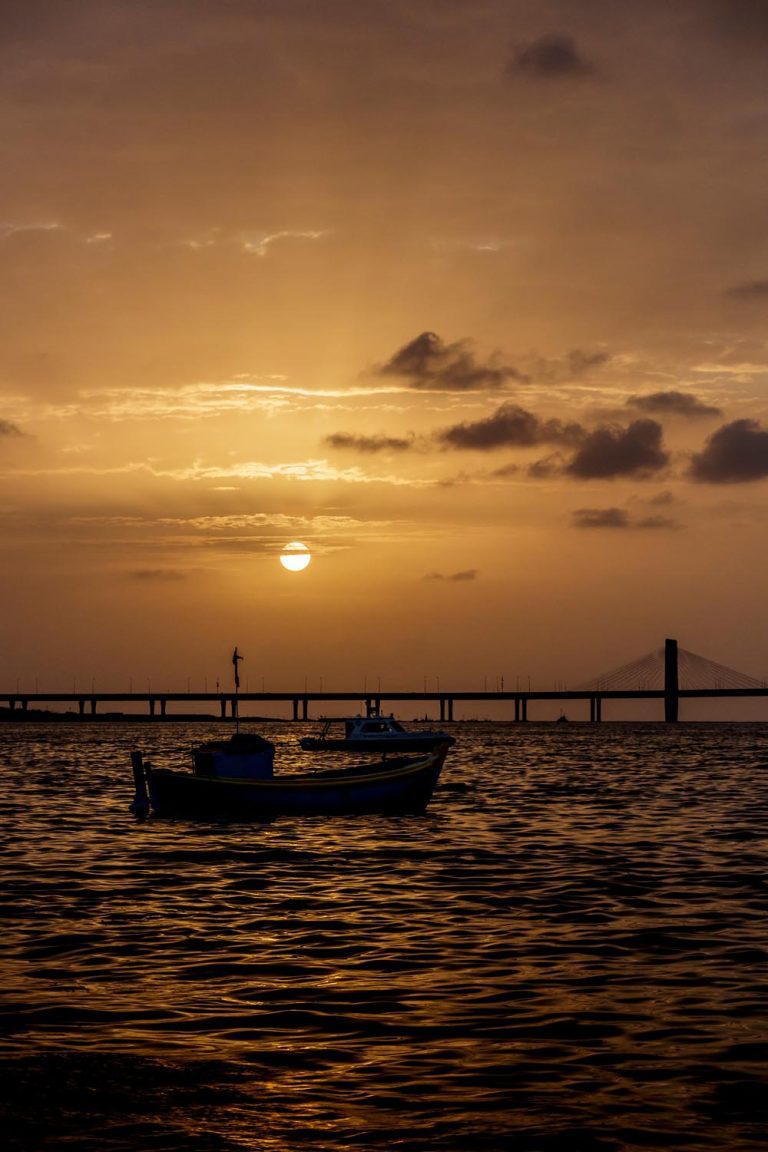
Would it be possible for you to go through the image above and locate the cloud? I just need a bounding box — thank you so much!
[2,458,426,488]
[634,515,682,530]
[507,34,596,79]
[689,419,768,483]
[646,489,677,506]
[179,228,329,257]
[153,458,427,488]
[522,348,612,385]
[566,420,668,479]
[424,569,478,582]
[128,569,187,581]
[0,221,62,241]
[491,462,520,478]
[324,432,415,453]
[725,280,768,299]
[572,508,681,530]
[0,420,24,437]
[628,390,722,418]
[375,332,525,391]
[572,508,629,529]
[693,359,768,377]
[430,236,521,256]
[566,349,611,377]
[61,377,403,424]
[241,230,329,257]
[438,402,583,450]
[527,453,567,478]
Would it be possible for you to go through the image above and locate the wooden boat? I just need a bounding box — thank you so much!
[130,732,450,819]
[300,713,455,753]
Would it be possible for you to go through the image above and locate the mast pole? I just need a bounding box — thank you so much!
[232,647,243,732]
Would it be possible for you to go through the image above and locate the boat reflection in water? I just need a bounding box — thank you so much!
[130,730,451,819]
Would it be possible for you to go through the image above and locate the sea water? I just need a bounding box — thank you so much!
[1,721,767,1151]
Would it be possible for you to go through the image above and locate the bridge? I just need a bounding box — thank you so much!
[3,640,767,722]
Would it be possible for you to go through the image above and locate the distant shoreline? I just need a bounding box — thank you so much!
[0,708,289,724]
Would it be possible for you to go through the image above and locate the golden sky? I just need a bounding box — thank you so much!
[3,0,768,698]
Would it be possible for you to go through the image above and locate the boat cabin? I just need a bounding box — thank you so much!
[193,732,275,779]
[343,715,407,738]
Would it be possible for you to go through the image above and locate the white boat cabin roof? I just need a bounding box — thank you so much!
[317,714,408,736]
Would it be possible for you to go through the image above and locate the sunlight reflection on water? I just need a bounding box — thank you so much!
[1,721,768,1150]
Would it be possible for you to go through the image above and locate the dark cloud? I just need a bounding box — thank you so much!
[507,34,596,79]
[424,569,478,582]
[566,349,611,377]
[526,348,611,384]
[628,390,721,418]
[527,453,566,478]
[375,332,525,391]
[573,507,629,529]
[128,568,187,581]
[439,402,583,450]
[647,490,676,506]
[566,419,668,479]
[635,515,682,530]
[725,280,768,299]
[0,419,24,437]
[325,432,414,452]
[689,419,768,483]
[572,508,680,530]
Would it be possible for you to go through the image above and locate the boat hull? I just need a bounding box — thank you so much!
[144,746,447,819]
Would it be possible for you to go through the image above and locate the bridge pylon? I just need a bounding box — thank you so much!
[664,637,679,722]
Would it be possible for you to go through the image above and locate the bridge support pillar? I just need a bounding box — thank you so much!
[447,698,453,722]
[160,699,167,718]
[220,698,227,720]
[664,638,679,722]
[149,698,155,717]
[590,696,602,722]
[302,698,308,720]
[79,699,86,716]
[90,698,97,715]
[293,698,299,721]
[521,697,528,722]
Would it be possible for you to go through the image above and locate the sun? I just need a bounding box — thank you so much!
[279,541,312,572]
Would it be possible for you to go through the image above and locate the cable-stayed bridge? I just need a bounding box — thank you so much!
[578,644,767,693]
[2,640,767,722]
[575,639,768,722]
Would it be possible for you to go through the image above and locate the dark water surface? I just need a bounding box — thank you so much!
[1,721,767,1151]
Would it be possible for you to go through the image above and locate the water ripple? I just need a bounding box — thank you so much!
[1,721,768,1150]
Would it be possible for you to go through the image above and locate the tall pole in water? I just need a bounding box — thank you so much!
[232,647,243,732]
[664,638,679,722]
